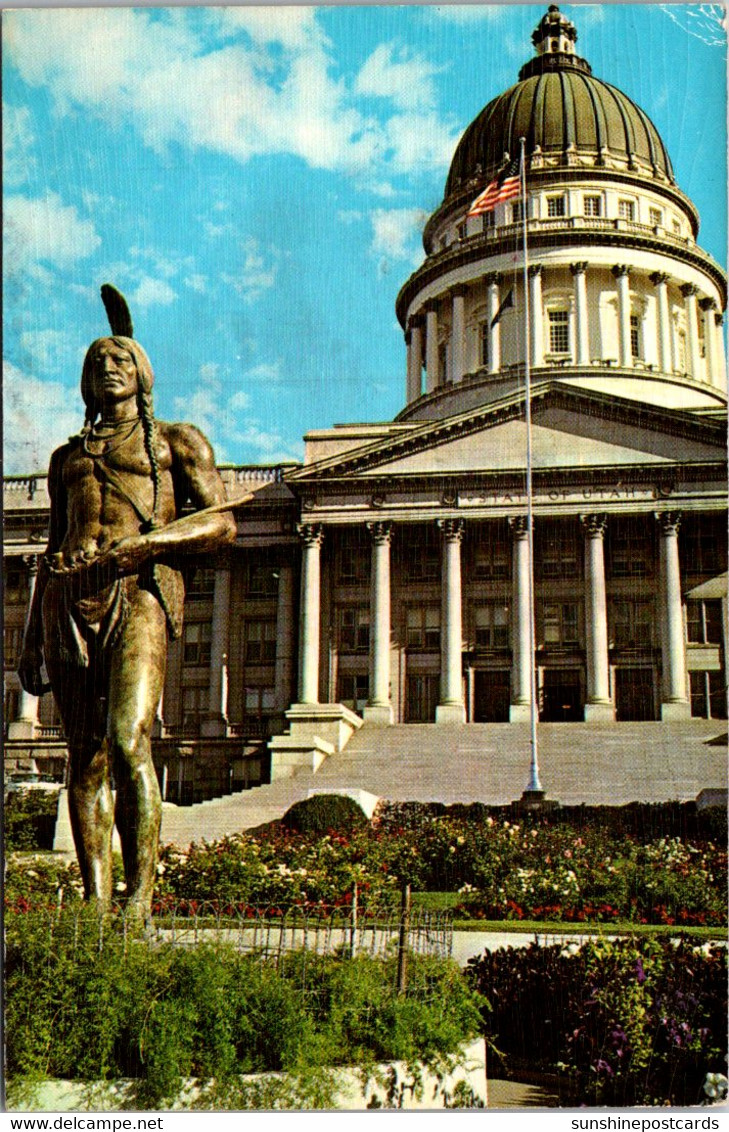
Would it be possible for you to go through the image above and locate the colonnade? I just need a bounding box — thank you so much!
[291,512,692,724]
[404,264,726,399]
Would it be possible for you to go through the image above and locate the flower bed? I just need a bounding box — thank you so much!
[6,802,726,927]
[466,936,727,1107]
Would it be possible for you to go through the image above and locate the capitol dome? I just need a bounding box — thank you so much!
[395,5,726,420]
[445,5,674,199]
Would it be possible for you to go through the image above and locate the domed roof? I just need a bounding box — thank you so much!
[445,6,674,200]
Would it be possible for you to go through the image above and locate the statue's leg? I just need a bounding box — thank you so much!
[107,586,166,914]
[44,652,113,907]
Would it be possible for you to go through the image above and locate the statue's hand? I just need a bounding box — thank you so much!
[18,644,48,696]
[94,534,151,576]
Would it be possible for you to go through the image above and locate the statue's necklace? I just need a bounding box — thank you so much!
[83,418,140,458]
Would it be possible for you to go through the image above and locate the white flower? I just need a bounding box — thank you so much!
[703,1073,729,1100]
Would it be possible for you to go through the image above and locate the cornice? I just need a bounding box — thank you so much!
[396,227,727,324]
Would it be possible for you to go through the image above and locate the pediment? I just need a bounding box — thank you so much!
[288,383,726,483]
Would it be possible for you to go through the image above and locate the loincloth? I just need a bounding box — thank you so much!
[44,563,184,668]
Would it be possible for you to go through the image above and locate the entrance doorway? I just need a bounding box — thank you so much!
[473,670,511,722]
[615,668,656,721]
[540,669,583,721]
[405,675,439,722]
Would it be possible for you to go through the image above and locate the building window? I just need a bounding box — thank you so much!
[542,603,579,647]
[482,211,496,232]
[439,343,448,384]
[474,604,509,650]
[4,625,23,668]
[403,540,439,581]
[608,522,653,578]
[480,322,490,368]
[339,607,370,652]
[689,671,727,719]
[182,686,208,731]
[538,523,579,578]
[681,529,724,577]
[245,686,276,719]
[406,607,440,650]
[548,309,570,355]
[245,620,276,664]
[547,195,566,217]
[618,199,635,221]
[676,328,687,372]
[584,195,601,217]
[338,544,368,584]
[457,221,467,241]
[672,219,681,235]
[473,535,509,579]
[630,313,642,359]
[338,673,369,713]
[187,567,216,599]
[511,200,525,223]
[183,621,212,665]
[686,600,723,645]
[4,567,28,604]
[4,688,19,734]
[248,562,278,596]
[649,207,663,227]
[610,600,654,648]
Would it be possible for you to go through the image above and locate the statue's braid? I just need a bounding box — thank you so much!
[138,388,162,531]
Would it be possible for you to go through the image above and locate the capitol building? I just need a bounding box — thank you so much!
[4,7,727,805]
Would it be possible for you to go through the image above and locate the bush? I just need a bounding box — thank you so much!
[5,790,60,851]
[282,794,369,835]
[466,936,727,1107]
[5,908,483,1110]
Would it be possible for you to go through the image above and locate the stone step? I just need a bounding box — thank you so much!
[159,720,726,848]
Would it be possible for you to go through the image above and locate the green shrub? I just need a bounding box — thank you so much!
[6,908,482,1110]
[466,936,727,1107]
[5,790,60,851]
[282,794,369,835]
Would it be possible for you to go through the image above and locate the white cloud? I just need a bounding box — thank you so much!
[129,276,177,307]
[354,43,442,111]
[4,7,457,185]
[428,6,505,25]
[370,208,427,262]
[3,362,82,474]
[220,238,280,303]
[184,274,208,294]
[3,104,36,188]
[4,193,101,271]
[19,329,79,373]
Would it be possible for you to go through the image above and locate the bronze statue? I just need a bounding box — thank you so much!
[18,286,236,918]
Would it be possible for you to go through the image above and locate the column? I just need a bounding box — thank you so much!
[8,555,41,739]
[509,517,533,722]
[571,262,590,366]
[202,559,232,736]
[364,521,393,723]
[425,303,440,393]
[699,298,718,386]
[650,272,672,373]
[655,511,691,720]
[680,283,701,379]
[612,265,632,367]
[528,265,544,368]
[297,523,324,705]
[274,561,296,713]
[485,273,502,375]
[451,286,468,383]
[581,514,614,721]
[406,315,423,403]
[436,519,466,722]
[716,313,727,391]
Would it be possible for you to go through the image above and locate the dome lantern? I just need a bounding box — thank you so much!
[532,5,577,58]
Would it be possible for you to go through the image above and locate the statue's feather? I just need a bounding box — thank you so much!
[100,284,134,338]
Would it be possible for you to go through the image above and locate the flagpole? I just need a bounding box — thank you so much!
[519,135,542,796]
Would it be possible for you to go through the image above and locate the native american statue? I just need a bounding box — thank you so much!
[18,286,237,919]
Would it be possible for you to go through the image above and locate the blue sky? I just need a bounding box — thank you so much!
[4,3,727,474]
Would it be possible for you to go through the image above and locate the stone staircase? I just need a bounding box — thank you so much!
[159,720,727,847]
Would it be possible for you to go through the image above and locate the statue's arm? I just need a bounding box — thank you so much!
[18,446,68,694]
[94,424,236,574]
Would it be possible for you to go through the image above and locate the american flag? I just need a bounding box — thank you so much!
[466,157,521,217]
